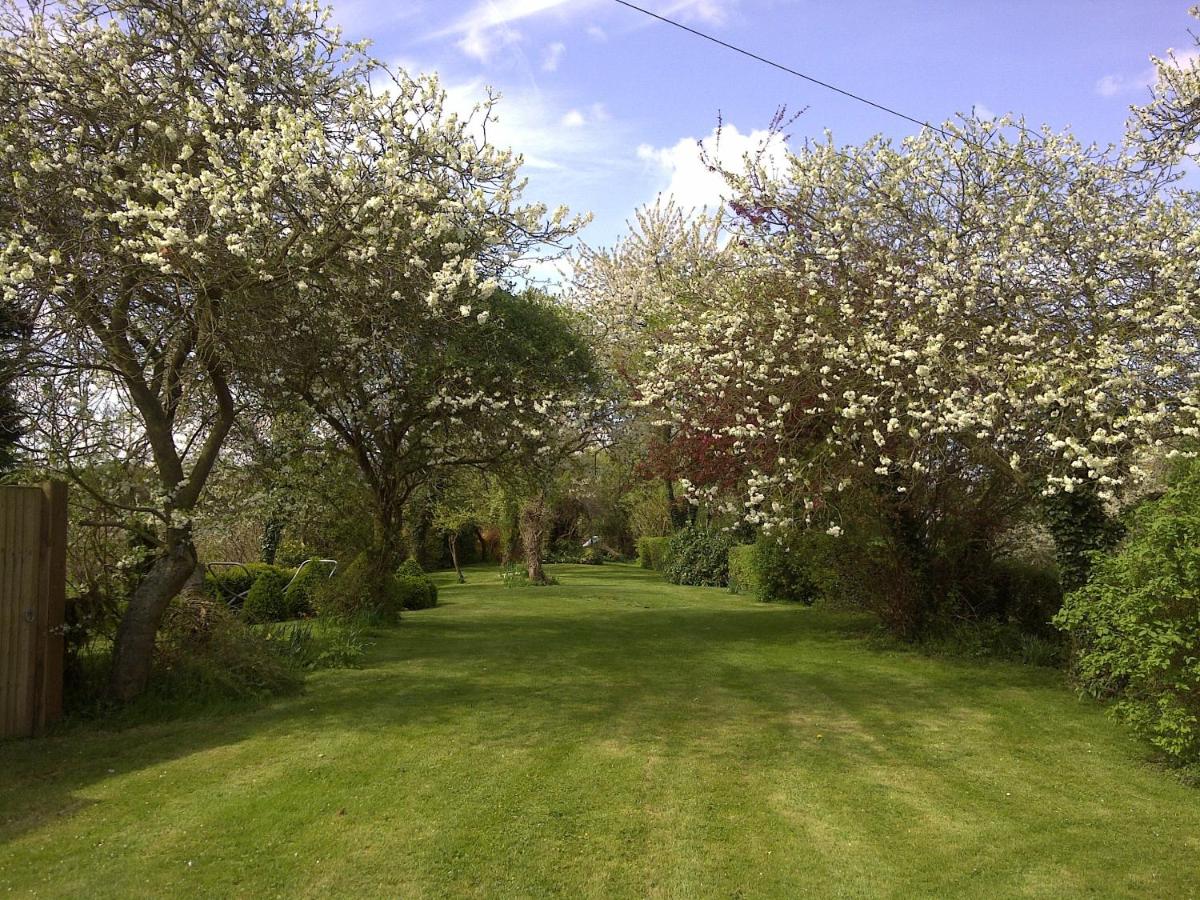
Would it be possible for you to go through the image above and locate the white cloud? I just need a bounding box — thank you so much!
[541,41,566,72]
[636,123,787,213]
[1096,69,1153,98]
[435,0,592,62]
[439,79,626,178]
[1097,49,1200,98]
[972,102,995,122]
[560,103,608,128]
[585,24,607,41]
[434,0,736,61]
[457,23,522,62]
[664,0,732,24]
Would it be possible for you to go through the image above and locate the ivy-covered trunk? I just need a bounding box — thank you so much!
[371,492,406,575]
[520,492,549,584]
[108,525,197,701]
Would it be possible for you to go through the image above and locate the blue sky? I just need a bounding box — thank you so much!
[330,1,1195,256]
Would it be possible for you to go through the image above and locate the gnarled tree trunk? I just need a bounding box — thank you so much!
[108,525,198,701]
[520,492,549,585]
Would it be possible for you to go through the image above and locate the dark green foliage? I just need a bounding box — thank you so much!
[663,527,732,587]
[754,536,821,605]
[314,553,405,623]
[282,559,334,618]
[394,557,438,608]
[243,569,292,623]
[636,535,672,571]
[396,557,426,577]
[204,563,293,608]
[918,620,1066,668]
[154,598,302,702]
[394,574,438,610]
[986,558,1064,638]
[581,547,605,565]
[731,531,843,604]
[727,544,758,596]
[260,515,283,565]
[1055,463,1200,766]
[1043,486,1125,591]
[0,299,27,475]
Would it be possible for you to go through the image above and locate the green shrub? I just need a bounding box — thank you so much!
[282,559,334,618]
[243,568,292,623]
[663,527,732,587]
[154,598,301,702]
[394,557,438,608]
[204,562,291,608]
[315,552,404,624]
[727,544,758,595]
[636,535,672,571]
[396,557,426,577]
[1055,464,1200,766]
[394,574,438,610]
[581,547,605,565]
[755,535,823,605]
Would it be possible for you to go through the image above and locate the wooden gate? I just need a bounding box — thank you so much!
[1,481,67,738]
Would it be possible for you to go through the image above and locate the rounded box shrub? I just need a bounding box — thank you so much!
[282,559,334,619]
[394,575,438,610]
[242,568,293,623]
[315,553,404,624]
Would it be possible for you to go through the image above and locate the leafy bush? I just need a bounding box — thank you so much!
[243,568,293,623]
[204,562,293,608]
[314,553,404,624]
[394,574,438,610]
[755,537,821,604]
[663,527,732,587]
[154,597,301,701]
[1055,464,1200,766]
[581,547,605,565]
[282,559,334,618]
[637,535,672,571]
[394,557,438,608]
[396,557,426,578]
[727,544,758,595]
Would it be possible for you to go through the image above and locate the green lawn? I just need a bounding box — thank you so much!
[1,564,1197,898]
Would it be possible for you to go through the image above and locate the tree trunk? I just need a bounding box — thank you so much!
[448,533,465,583]
[371,488,406,574]
[108,525,197,702]
[260,513,283,565]
[520,492,549,585]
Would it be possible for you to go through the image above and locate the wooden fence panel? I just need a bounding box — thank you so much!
[0,482,67,738]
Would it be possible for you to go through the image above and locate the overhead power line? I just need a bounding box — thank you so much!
[610,0,1044,163]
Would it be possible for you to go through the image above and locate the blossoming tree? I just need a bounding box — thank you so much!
[627,118,1200,633]
[0,0,578,698]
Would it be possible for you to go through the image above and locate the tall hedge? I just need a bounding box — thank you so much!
[636,536,672,571]
[663,527,732,587]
